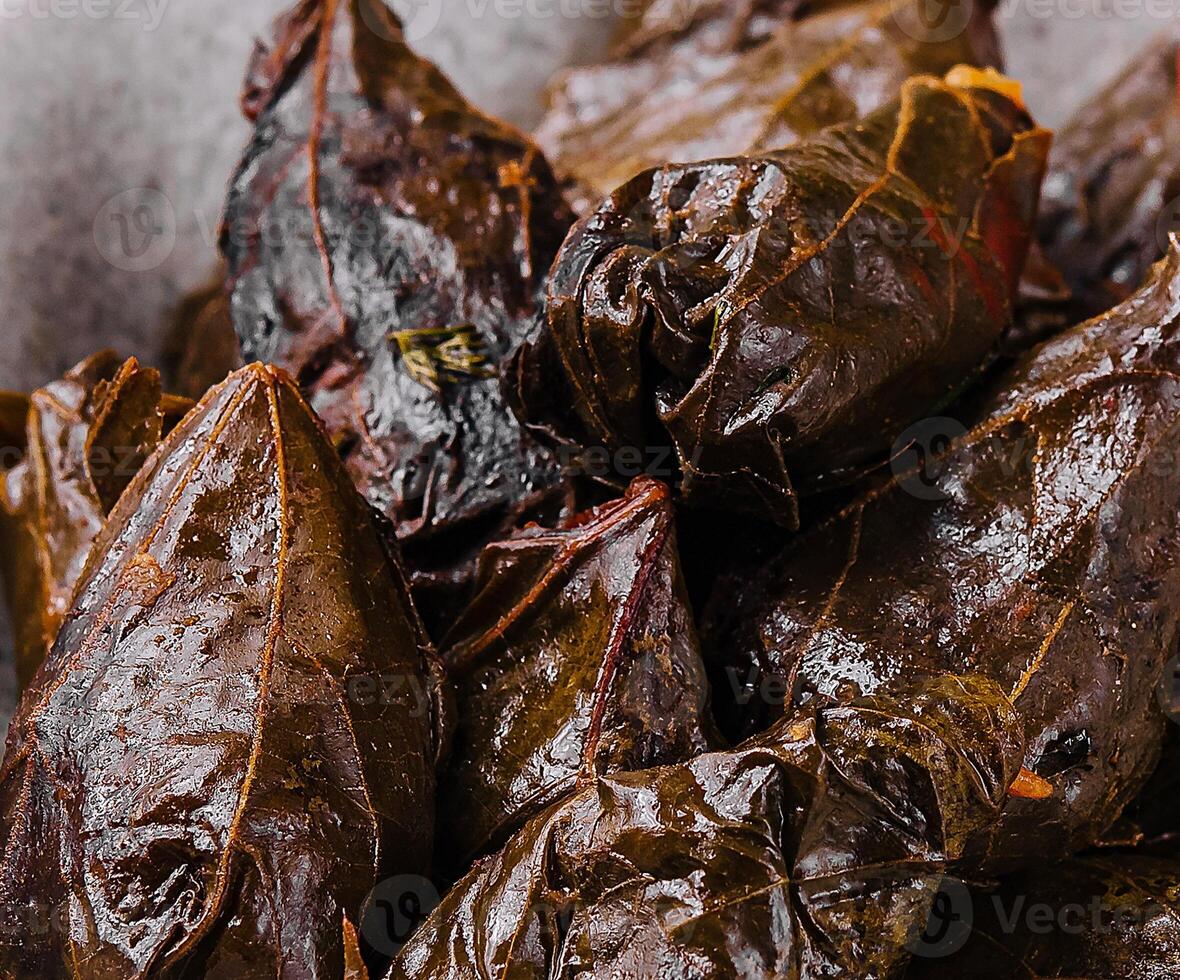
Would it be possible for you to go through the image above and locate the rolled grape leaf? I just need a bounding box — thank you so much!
[163,272,243,400]
[0,363,445,977]
[1039,31,1180,321]
[221,0,575,614]
[537,0,1003,213]
[707,243,1180,868]
[908,856,1180,978]
[392,675,1025,980]
[438,477,716,864]
[515,70,1051,527]
[0,352,191,688]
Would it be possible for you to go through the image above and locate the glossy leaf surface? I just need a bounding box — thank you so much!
[221,0,575,612]
[537,0,1003,212]
[0,352,189,688]
[516,72,1050,526]
[0,363,442,978]
[393,675,1024,979]
[707,244,1180,867]
[438,477,715,863]
[1038,31,1180,320]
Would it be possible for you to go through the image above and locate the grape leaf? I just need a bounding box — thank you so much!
[537,0,1003,212]
[708,244,1180,867]
[392,675,1025,980]
[221,0,576,620]
[515,71,1050,526]
[0,363,445,977]
[437,477,716,864]
[1039,31,1180,321]
[0,352,190,687]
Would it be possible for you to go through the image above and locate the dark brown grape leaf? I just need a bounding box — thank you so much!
[221,0,576,618]
[0,363,445,977]
[1039,31,1180,321]
[537,0,1003,213]
[908,856,1180,978]
[1103,726,1180,857]
[0,391,27,460]
[0,352,191,688]
[437,477,716,864]
[706,243,1180,869]
[163,273,244,400]
[85,357,169,512]
[392,674,1026,979]
[514,70,1051,527]
[1008,241,1075,353]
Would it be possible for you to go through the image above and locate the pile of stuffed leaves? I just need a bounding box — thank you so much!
[2,1,1179,977]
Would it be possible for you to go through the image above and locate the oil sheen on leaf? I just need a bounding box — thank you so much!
[221,0,576,619]
[392,675,1024,979]
[0,363,443,978]
[708,244,1180,868]
[515,71,1051,526]
[437,477,716,863]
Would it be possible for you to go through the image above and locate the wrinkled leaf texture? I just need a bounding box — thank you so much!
[537,0,1003,213]
[1038,30,1180,321]
[221,0,575,617]
[0,352,190,688]
[392,675,1025,980]
[708,243,1180,869]
[437,477,716,864]
[515,71,1051,526]
[0,363,443,978]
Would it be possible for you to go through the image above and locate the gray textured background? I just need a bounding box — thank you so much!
[0,1,1168,393]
